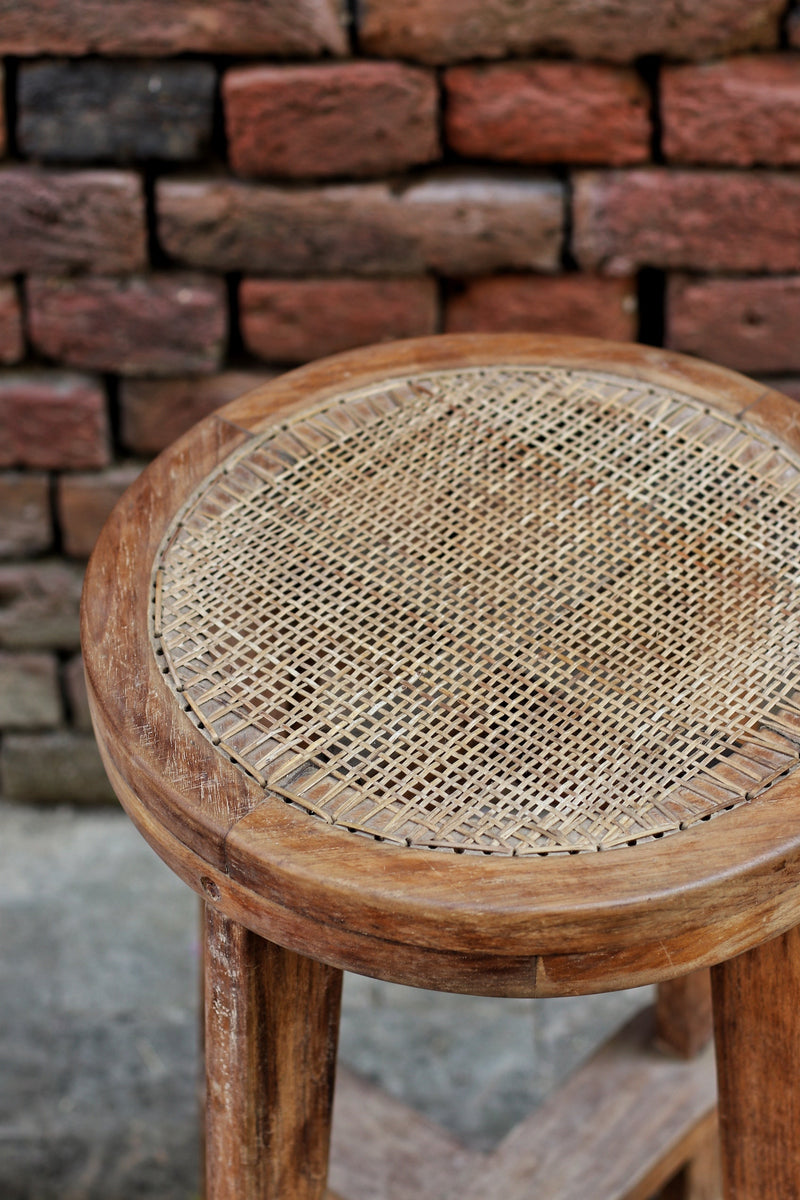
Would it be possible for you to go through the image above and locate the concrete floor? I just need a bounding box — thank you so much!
[0,802,651,1200]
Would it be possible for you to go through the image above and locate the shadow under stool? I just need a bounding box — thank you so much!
[81,334,800,1200]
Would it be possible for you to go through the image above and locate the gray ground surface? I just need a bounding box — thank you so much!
[0,802,650,1199]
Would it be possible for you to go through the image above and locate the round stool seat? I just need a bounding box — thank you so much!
[82,335,800,997]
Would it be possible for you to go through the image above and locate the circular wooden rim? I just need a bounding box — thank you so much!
[82,335,800,992]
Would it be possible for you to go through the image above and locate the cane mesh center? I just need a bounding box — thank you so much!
[153,366,800,854]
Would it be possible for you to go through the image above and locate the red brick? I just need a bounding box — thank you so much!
[240,278,438,363]
[445,275,637,341]
[0,560,84,650]
[0,372,109,470]
[0,473,52,558]
[0,283,23,364]
[666,275,800,375]
[663,56,800,166]
[0,65,5,157]
[358,0,782,64]
[224,62,439,180]
[27,274,227,376]
[1,731,116,805]
[0,0,347,56]
[0,653,61,729]
[65,652,92,732]
[445,63,650,165]
[119,370,278,456]
[58,464,143,559]
[157,172,563,276]
[574,169,800,275]
[0,167,145,276]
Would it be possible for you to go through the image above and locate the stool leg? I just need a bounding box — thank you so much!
[655,971,721,1200]
[203,906,343,1200]
[711,924,800,1199]
[656,970,713,1060]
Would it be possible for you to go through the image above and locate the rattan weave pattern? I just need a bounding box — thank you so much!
[153,366,800,854]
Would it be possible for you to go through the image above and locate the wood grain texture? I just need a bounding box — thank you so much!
[656,971,714,1060]
[712,923,800,1199]
[102,750,800,996]
[82,334,800,996]
[204,908,343,1200]
[442,1007,717,1200]
[741,383,800,458]
[222,784,800,995]
[82,413,260,869]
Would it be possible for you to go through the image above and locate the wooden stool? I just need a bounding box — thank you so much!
[82,335,800,1200]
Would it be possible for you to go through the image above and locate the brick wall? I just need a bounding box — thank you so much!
[2,0,800,804]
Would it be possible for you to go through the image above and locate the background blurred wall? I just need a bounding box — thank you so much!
[2,0,800,806]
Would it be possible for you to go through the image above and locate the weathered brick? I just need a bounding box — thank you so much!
[358,0,782,64]
[0,473,52,558]
[58,465,143,559]
[19,59,216,163]
[0,653,61,729]
[0,560,84,650]
[0,283,23,364]
[385,171,564,279]
[119,370,277,456]
[65,653,92,733]
[445,63,650,165]
[27,274,227,376]
[224,62,438,180]
[0,372,109,470]
[0,168,146,276]
[663,56,800,166]
[241,278,438,363]
[0,0,347,56]
[158,172,564,276]
[574,169,800,275]
[1,731,116,805]
[667,275,800,374]
[445,275,637,341]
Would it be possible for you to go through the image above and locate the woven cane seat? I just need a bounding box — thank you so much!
[154,364,800,857]
[83,335,800,997]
